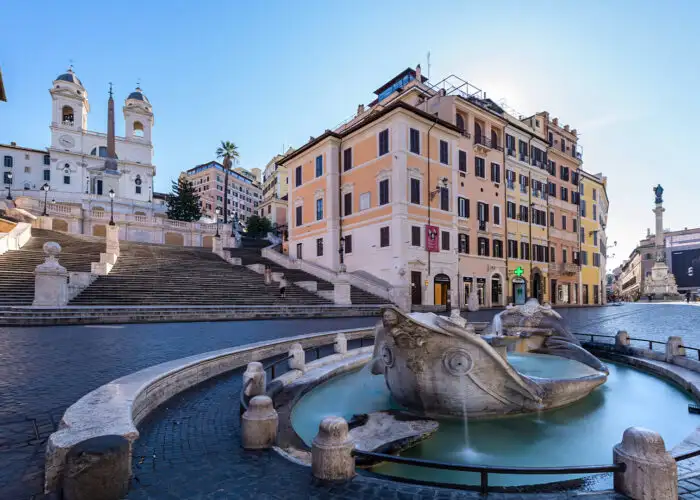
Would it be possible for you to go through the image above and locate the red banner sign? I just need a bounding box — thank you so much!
[426,225,439,252]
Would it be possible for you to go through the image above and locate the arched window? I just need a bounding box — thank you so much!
[135,175,142,194]
[24,182,31,190]
[455,113,465,133]
[62,106,74,124]
[474,122,482,142]
[133,121,144,138]
[491,129,498,148]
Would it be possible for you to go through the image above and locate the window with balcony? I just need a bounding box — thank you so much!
[474,122,483,144]
[477,202,489,223]
[458,150,467,173]
[458,197,469,218]
[315,155,323,177]
[490,129,499,149]
[506,169,515,189]
[380,226,390,247]
[441,231,450,250]
[478,237,490,256]
[411,226,421,246]
[507,201,516,219]
[518,140,528,162]
[490,162,501,183]
[316,238,324,256]
[508,239,518,258]
[493,239,503,258]
[519,174,528,194]
[379,129,389,156]
[410,178,421,204]
[343,147,352,171]
[439,140,449,165]
[475,157,485,178]
[459,233,469,254]
[456,113,465,133]
[409,128,420,154]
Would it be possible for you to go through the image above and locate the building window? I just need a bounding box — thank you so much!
[520,241,530,260]
[507,201,516,219]
[439,140,449,165]
[477,202,489,222]
[493,205,501,225]
[490,163,500,183]
[63,175,70,185]
[561,137,567,152]
[410,178,421,204]
[508,239,518,259]
[43,154,50,165]
[581,199,587,217]
[581,251,589,266]
[573,218,578,233]
[296,243,302,259]
[475,157,485,178]
[359,192,370,210]
[580,227,585,244]
[409,128,420,154]
[24,166,30,173]
[458,150,467,173]
[506,134,515,154]
[458,197,469,218]
[295,165,302,187]
[343,148,352,171]
[380,226,390,247]
[135,186,142,194]
[440,187,449,211]
[593,204,597,221]
[379,129,389,156]
[561,215,567,230]
[441,231,450,250]
[519,205,529,222]
[560,165,570,182]
[344,235,352,254]
[548,131,553,146]
[493,239,503,258]
[295,205,303,226]
[550,246,556,263]
[316,238,324,256]
[593,253,601,267]
[459,233,469,254]
[3,156,12,168]
[3,171,10,184]
[316,198,323,220]
[315,155,323,177]
[560,186,568,202]
[411,226,421,246]
[548,181,557,197]
[563,248,568,263]
[343,192,352,216]
[456,113,465,132]
[592,188,597,201]
[379,179,390,205]
[549,211,554,226]
[43,169,50,181]
[478,237,490,257]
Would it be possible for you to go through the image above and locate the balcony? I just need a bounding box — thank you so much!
[519,154,529,164]
[506,180,515,190]
[507,148,516,157]
[478,220,488,232]
[531,159,545,169]
[474,136,504,154]
[550,262,580,276]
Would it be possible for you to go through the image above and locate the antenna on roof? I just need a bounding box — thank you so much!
[426,51,431,80]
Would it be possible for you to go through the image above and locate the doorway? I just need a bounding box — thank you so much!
[491,275,502,307]
[512,278,526,305]
[550,279,558,305]
[533,272,542,303]
[433,274,450,306]
[411,271,422,306]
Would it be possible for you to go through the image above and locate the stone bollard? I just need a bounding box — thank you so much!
[241,396,278,450]
[666,336,685,361]
[613,427,677,500]
[288,342,305,371]
[264,266,273,285]
[333,274,352,305]
[62,435,130,500]
[33,242,68,306]
[615,330,631,347]
[311,416,355,481]
[105,224,120,257]
[334,333,347,354]
[243,362,266,397]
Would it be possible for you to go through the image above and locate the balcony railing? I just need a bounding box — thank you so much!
[506,180,515,190]
[551,262,580,275]
[478,220,487,232]
[519,154,529,163]
[507,148,515,157]
[474,136,504,152]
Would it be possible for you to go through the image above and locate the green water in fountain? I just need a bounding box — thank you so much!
[291,353,698,488]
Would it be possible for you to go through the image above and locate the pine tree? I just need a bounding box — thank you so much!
[167,178,202,222]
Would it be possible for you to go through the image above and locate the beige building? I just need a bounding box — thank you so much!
[184,161,262,222]
[258,153,289,229]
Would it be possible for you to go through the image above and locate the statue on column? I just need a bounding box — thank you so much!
[654,184,663,204]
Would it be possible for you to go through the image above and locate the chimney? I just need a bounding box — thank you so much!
[416,64,422,81]
[553,118,559,126]
[10,141,16,146]
[572,129,577,136]
[357,104,365,115]
[564,124,570,132]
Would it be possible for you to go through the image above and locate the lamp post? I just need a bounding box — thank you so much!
[215,207,221,238]
[231,211,238,236]
[339,236,346,272]
[41,183,50,215]
[109,189,115,226]
[5,171,12,200]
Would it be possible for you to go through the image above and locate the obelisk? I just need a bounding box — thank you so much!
[104,83,118,172]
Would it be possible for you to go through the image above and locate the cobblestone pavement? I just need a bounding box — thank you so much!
[2,303,699,498]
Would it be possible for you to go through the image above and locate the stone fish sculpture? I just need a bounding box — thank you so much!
[371,306,607,419]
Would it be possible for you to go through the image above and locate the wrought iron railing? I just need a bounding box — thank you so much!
[352,449,624,494]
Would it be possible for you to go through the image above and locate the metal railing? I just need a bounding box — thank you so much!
[681,345,700,360]
[675,448,700,462]
[574,333,668,351]
[352,449,624,494]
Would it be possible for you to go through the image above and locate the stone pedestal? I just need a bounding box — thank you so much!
[33,242,68,307]
[288,343,305,372]
[243,362,266,397]
[311,416,355,481]
[334,333,347,354]
[665,336,685,361]
[264,267,272,285]
[615,330,631,347]
[105,225,120,257]
[37,216,53,230]
[212,235,222,256]
[613,427,677,500]
[333,274,352,305]
[241,396,278,450]
[62,435,130,500]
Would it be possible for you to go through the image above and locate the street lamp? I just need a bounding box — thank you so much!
[339,235,346,272]
[5,171,12,200]
[231,211,239,236]
[41,183,50,215]
[215,207,221,238]
[108,189,115,226]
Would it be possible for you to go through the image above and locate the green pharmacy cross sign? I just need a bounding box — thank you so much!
[513,266,525,278]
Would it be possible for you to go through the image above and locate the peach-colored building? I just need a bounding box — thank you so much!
[279,66,607,309]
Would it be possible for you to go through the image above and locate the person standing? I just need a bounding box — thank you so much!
[279,275,288,299]
[687,291,692,304]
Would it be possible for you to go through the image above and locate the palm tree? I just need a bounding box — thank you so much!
[215,141,239,224]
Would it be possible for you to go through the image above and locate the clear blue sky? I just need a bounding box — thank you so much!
[1,0,699,270]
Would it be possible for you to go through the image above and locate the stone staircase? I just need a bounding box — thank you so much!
[70,240,330,306]
[0,229,104,306]
[226,239,386,305]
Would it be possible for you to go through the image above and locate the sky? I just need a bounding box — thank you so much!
[1,0,699,270]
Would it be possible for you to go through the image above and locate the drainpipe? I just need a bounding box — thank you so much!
[426,118,438,278]
[337,136,344,272]
[503,128,509,306]
[528,137,534,299]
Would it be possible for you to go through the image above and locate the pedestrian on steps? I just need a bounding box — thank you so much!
[279,276,288,299]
